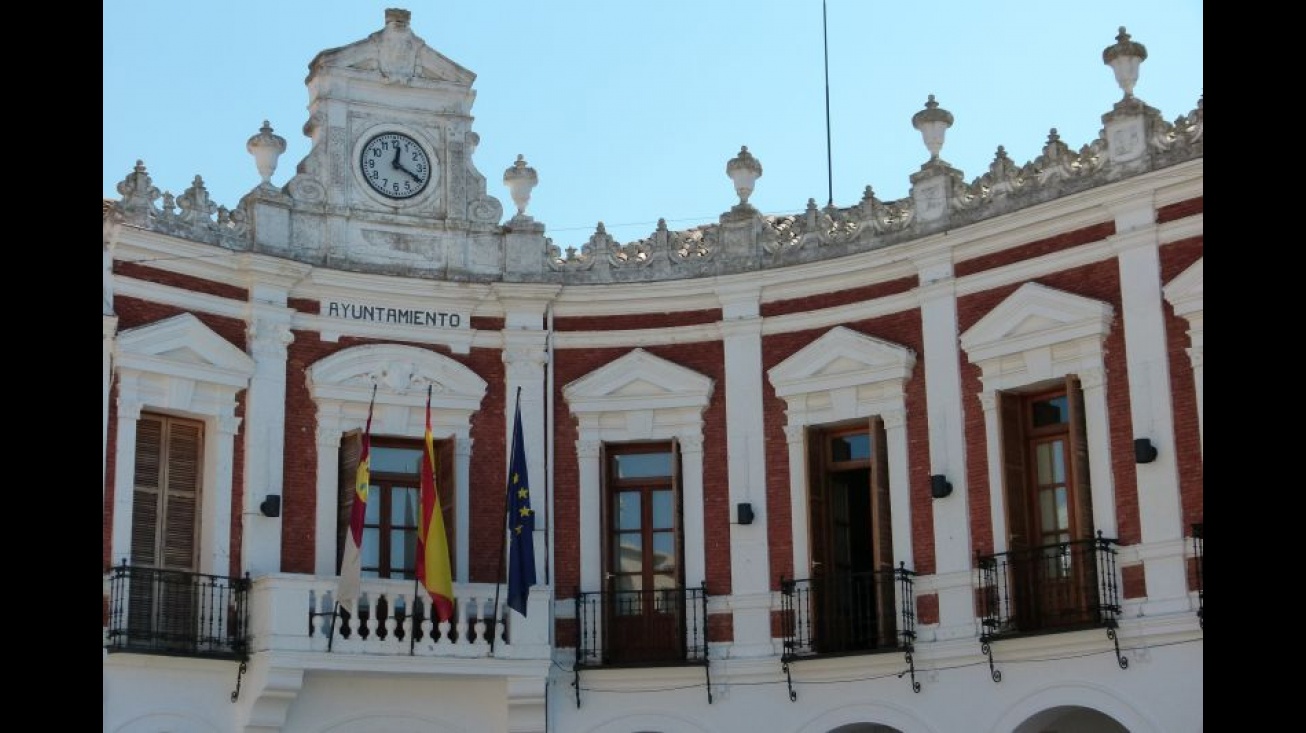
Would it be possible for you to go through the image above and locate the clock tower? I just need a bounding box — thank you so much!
[243,8,508,275]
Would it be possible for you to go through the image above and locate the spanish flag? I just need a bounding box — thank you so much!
[417,385,455,622]
[337,385,375,608]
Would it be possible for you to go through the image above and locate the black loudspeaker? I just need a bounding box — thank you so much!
[1134,438,1158,464]
[930,474,953,499]
[737,502,755,525]
[260,494,282,517]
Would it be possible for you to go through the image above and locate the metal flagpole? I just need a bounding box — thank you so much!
[823,0,834,208]
[489,387,521,656]
[411,503,421,656]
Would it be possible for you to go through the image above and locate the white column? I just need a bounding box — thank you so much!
[242,308,294,577]
[110,397,142,567]
[103,315,118,496]
[313,420,343,577]
[785,425,810,578]
[718,286,772,657]
[202,413,240,577]
[576,440,603,594]
[1108,199,1189,613]
[678,434,707,592]
[503,339,549,588]
[883,409,915,571]
[915,255,975,635]
[453,436,472,583]
[1079,367,1119,539]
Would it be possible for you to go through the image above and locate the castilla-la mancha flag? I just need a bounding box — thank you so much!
[338,386,376,609]
[417,386,455,622]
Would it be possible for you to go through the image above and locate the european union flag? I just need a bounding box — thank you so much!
[506,394,537,616]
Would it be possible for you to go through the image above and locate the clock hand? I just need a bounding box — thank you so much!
[392,146,402,168]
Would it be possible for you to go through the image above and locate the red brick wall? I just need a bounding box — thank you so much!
[554,309,720,331]
[761,309,929,581]
[115,262,248,301]
[957,261,1138,552]
[1159,235,1204,530]
[955,222,1115,279]
[279,333,505,578]
[760,276,917,318]
[108,296,250,575]
[1121,563,1146,600]
[549,340,728,600]
[916,593,940,626]
[1156,196,1203,224]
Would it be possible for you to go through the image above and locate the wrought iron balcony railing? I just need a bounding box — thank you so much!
[976,533,1121,641]
[779,563,917,660]
[574,584,709,668]
[105,560,249,661]
[1192,522,1203,628]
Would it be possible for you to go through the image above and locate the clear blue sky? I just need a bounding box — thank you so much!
[104,1,1202,247]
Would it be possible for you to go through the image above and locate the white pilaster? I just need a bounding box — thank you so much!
[242,305,295,577]
[915,255,974,633]
[718,286,772,656]
[313,421,343,577]
[110,397,142,567]
[1108,198,1189,611]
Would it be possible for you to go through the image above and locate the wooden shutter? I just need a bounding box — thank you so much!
[1065,375,1094,540]
[806,427,830,580]
[337,430,362,574]
[132,414,201,572]
[869,416,897,644]
[998,391,1030,551]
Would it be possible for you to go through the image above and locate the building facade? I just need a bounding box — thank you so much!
[102,9,1203,733]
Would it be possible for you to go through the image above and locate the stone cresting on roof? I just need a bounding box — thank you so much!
[105,28,1202,285]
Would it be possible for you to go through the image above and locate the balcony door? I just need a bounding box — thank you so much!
[603,442,683,664]
[129,413,202,650]
[807,418,895,653]
[1001,375,1096,631]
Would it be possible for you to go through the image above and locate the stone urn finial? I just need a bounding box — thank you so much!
[503,154,539,216]
[726,146,763,208]
[247,120,287,186]
[1102,26,1148,99]
[911,95,954,162]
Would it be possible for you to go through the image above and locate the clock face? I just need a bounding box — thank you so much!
[359,132,431,200]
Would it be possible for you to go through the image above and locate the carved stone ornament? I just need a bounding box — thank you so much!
[378,9,419,83]
[247,120,287,186]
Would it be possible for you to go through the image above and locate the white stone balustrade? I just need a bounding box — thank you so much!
[246,574,551,661]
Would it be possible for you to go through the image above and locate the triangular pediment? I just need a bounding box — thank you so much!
[116,313,254,383]
[1163,258,1203,317]
[308,343,487,412]
[961,282,1113,364]
[564,348,713,413]
[769,326,915,398]
[308,11,475,87]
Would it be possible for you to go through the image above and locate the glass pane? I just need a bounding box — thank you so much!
[1050,441,1065,483]
[651,490,673,529]
[371,446,423,474]
[1040,490,1056,532]
[1055,487,1069,530]
[615,532,642,572]
[614,451,672,478]
[364,488,380,523]
[393,486,419,526]
[617,491,641,530]
[391,532,411,574]
[831,432,870,461]
[361,528,379,566]
[615,576,642,615]
[1031,396,1068,428]
[652,532,675,572]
